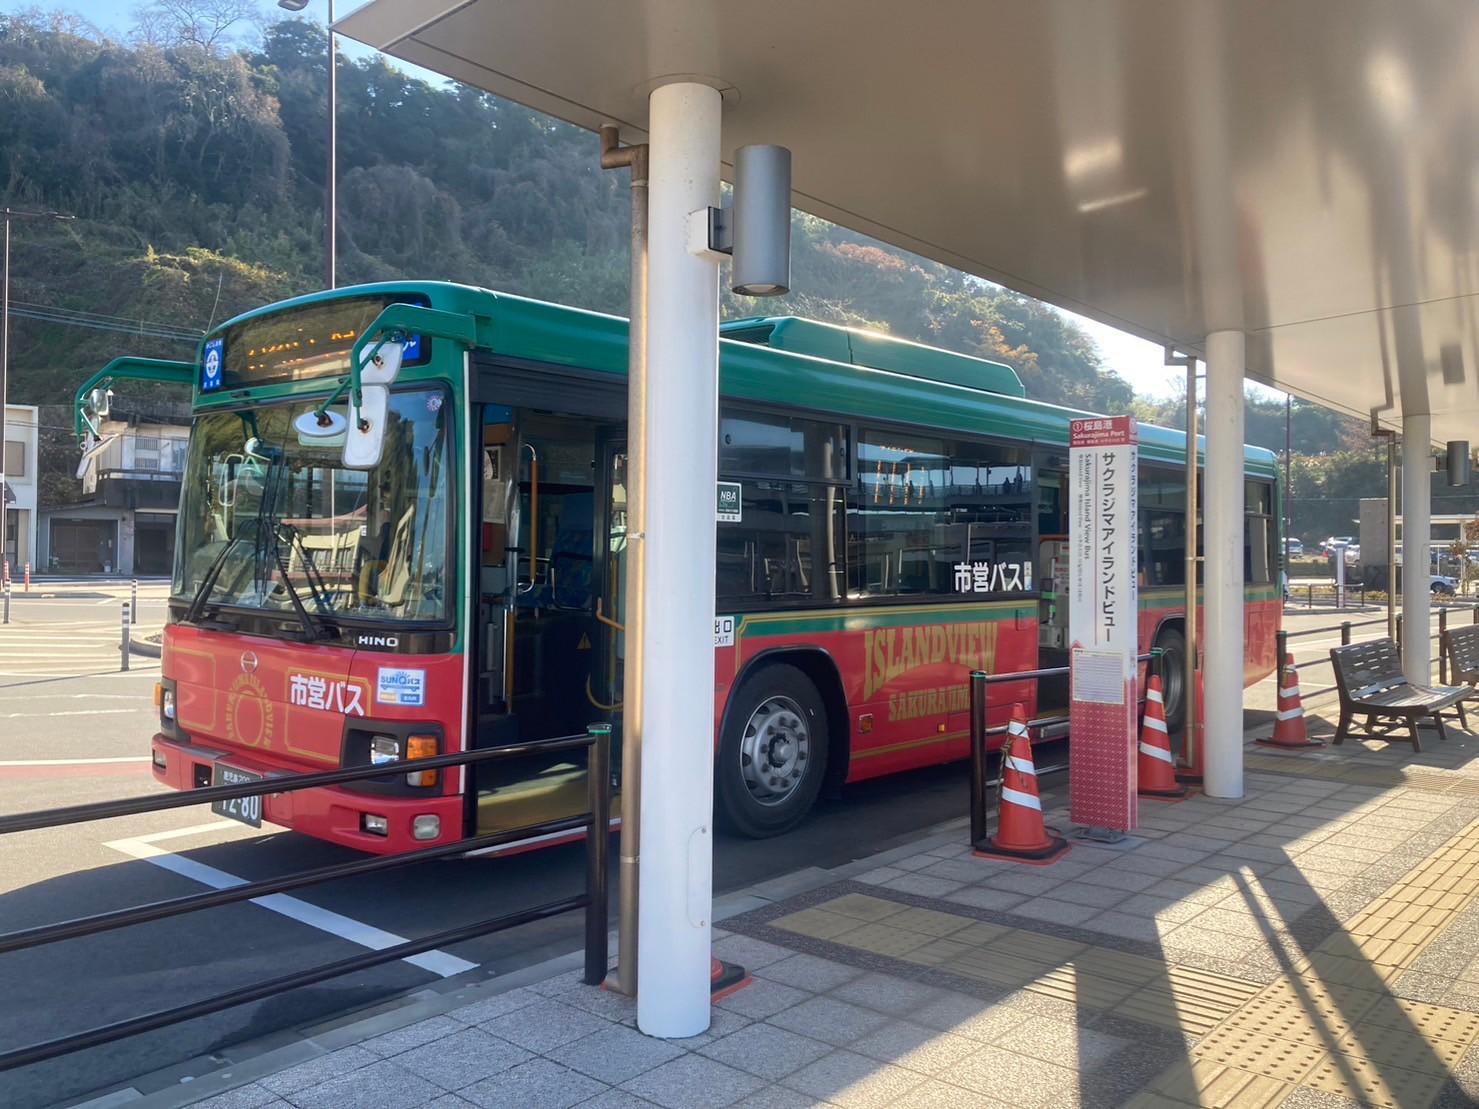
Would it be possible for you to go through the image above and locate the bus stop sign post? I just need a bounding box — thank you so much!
[1067,416,1139,839]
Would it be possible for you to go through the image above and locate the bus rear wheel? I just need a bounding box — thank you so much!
[1155,626,1188,744]
[717,664,829,838]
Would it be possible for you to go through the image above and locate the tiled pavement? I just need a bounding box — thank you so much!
[178,727,1479,1109]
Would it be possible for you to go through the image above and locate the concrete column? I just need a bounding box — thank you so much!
[1203,330,1245,799]
[1401,414,1432,682]
[636,80,722,1040]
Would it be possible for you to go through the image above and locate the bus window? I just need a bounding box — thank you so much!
[720,410,848,481]
[716,481,845,604]
[1246,479,1275,584]
[851,430,1033,598]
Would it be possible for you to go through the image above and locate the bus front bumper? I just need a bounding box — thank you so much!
[150,735,464,855]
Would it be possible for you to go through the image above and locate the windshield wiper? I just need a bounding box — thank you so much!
[183,538,242,626]
[277,522,334,617]
[270,540,327,642]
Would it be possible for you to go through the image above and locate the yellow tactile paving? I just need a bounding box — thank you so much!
[1300,1052,1450,1108]
[1192,1026,1327,1084]
[776,804,1479,1107]
[776,893,1259,1034]
[1143,1058,1294,1108]
[1154,813,1479,1108]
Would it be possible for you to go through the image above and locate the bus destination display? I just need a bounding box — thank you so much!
[206,294,426,391]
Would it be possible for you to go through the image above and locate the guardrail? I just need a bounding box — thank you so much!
[1277,604,1479,681]
[0,727,613,1073]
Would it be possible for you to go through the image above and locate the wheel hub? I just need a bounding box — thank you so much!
[739,695,811,806]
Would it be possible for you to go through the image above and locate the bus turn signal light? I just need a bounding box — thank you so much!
[406,734,438,787]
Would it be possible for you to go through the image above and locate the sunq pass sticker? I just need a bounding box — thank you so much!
[376,667,426,706]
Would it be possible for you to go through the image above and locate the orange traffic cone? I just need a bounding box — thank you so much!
[974,704,1070,864]
[711,955,751,1000]
[1257,653,1323,748]
[1139,667,1188,799]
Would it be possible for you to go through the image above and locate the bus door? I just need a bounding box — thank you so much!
[471,407,611,832]
[1035,458,1070,717]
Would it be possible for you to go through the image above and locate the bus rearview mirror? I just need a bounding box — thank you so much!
[343,385,390,469]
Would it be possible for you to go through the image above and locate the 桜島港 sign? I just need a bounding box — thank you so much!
[1068,415,1139,832]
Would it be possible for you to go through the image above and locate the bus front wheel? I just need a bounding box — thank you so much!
[717,663,829,838]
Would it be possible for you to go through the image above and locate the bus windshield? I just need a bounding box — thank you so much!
[173,387,451,625]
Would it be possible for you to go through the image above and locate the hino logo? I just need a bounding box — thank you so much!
[357,634,400,649]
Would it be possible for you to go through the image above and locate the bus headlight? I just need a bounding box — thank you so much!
[369,735,400,766]
[161,688,176,721]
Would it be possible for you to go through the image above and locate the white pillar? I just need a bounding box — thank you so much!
[1401,414,1432,683]
[636,80,722,1039]
[1203,331,1245,799]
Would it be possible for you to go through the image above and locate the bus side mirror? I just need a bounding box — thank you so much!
[341,339,406,470]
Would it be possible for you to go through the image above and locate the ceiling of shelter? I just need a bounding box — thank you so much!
[339,0,1479,444]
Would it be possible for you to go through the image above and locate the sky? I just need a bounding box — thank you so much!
[10,0,1275,403]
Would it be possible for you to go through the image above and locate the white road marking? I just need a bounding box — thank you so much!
[0,708,140,719]
[103,825,480,978]
[0,693,141,701]
[0,755,151,766]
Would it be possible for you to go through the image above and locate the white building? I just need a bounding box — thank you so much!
[38,407,189,576]
[3,402,39,574]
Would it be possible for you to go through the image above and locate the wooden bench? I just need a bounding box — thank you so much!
[1329,638,1471,752]
[1442,623,1479,688]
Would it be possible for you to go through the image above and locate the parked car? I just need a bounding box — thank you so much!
[1432,575,1459,595]
[1284,538,1304,558]
[1321,535,1355,555]
[1343,544,1360,566]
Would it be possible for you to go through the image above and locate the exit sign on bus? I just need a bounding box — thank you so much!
[717,482,742,522]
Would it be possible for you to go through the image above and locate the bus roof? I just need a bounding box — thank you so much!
[719,316,1026,398]
[204,280,1280,478]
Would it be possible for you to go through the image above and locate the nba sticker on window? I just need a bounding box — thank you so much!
[377,667,426,706]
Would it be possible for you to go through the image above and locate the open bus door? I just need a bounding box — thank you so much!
[470,406,621,835]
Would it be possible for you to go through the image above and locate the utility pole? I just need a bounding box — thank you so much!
[1,207,75,569]
[1284,394,1292,562]
[278,0,336,287]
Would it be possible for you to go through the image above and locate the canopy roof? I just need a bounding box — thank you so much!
[338,0,1479,445]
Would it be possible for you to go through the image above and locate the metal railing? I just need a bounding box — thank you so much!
[965,653,1154,845]
[1279,603,1479,679]
[1295,581,1368,609]
[0,727,612,1073]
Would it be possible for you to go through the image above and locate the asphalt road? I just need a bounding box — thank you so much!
[0,582,1036,1109]
[0,588,1456,1108]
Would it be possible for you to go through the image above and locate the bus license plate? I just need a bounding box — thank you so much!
[211,765,262,828]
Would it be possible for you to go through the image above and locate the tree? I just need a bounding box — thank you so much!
[132,0,259,51]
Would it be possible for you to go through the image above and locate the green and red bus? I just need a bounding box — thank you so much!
[78,282,1280,852]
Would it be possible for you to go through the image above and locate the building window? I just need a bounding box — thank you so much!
[4,439,23,478]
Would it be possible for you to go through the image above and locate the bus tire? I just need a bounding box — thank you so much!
[1155,626,1188,741]
[717,663,829,838]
